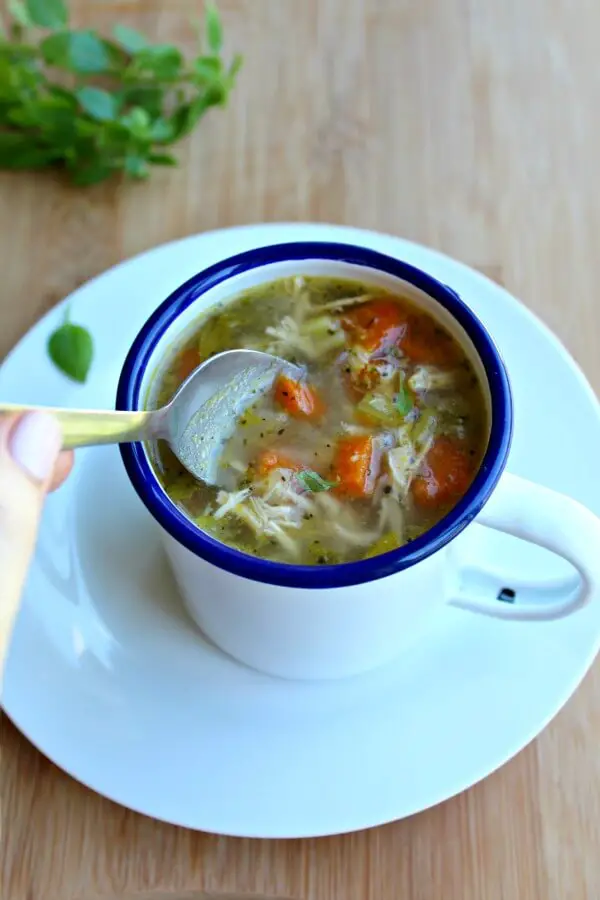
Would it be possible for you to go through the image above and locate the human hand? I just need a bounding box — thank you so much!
[0,412,73,687]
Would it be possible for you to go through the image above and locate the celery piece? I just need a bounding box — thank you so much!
[356,392,403,426]
[410,409,438,448]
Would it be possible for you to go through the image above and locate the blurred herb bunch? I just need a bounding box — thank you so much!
[0,0,242,186]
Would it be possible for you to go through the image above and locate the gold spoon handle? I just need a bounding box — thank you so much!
[0,403,158,450]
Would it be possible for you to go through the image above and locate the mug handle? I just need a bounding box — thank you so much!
[449,472,600,620]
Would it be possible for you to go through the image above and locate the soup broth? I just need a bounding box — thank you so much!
[151,276,488,565]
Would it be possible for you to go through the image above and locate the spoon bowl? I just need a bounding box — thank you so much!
[0,349,302,486]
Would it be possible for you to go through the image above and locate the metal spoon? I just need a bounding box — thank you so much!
[0,349,302,486]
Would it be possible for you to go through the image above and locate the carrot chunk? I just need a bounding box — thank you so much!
[399,314,458,366]
[342,298,407,353]
[332,435,380,498]
[178,347,202,381]
[256,449,302,476]
[411,437,473,507]
[274,375,325,420]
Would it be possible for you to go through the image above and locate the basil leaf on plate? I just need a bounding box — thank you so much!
[48,322,94,383]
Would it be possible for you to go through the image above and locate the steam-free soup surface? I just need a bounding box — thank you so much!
[152,276,488,565]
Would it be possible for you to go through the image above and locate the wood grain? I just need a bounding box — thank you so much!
[1,0,600,898]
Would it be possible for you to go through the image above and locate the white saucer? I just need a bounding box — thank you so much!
[3,224,600,838]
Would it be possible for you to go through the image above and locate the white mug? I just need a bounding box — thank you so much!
[117,242,600,679]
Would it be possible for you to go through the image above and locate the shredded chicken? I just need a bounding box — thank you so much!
[408,366,459,393]
[319,293,373,312]
[213,466,322,558]
[248,495,301,529]
[266,315,316,359]
[372,473,391,504]
[260,470,316,513]
[386,441,416,497]
[301,314,339,335]
[314,492,346,516]
[311,492,381,549]
[341,421,372,435]
[214,488,251,519]
[261,469,296,503]
[332,521,382,548]
[215,459,409,559]
[266,310,345,360]
[378,494,405,541]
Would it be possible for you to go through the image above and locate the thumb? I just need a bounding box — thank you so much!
[0,412,62,680]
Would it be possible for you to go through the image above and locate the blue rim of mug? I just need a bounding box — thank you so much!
[116,242,513,589]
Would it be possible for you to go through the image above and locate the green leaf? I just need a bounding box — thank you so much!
[148,152,177,166]
[25,0,68,29]
[394,388,413,417]
[48,84,78,103]
[205,4,223,53]
[124,154,149,178]
[72,116,103,138]
[167,103,193,142]
[228,53,243,79]
[70,161,114,186]
[193,54,222,80]
[120,106,151,137]
[76,86,119,121]
[394,377,414,417]
[8,0,34,28]
[48,322,94,383]
[112,23,148,54]
[295,470,338,493]
[41,30,111,73]
[0,134,58,169]
[168,91,219,142]
[116,86,164,119]
[8,96,79,134]
[133,45,183,80]
[148,117,175,142]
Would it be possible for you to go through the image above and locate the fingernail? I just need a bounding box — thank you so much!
[9,412,62,483]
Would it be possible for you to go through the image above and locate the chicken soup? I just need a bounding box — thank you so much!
[151,276,488,564]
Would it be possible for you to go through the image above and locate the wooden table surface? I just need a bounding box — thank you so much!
[2,1,600,898]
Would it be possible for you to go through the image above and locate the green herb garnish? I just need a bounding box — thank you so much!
[394,374,413,417]
[0,0,241,186]
[47,309,93,382]
[394,387,413,417]
[296,470,338,493]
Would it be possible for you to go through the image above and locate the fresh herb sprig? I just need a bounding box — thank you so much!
[2,0,241,383]
[0,0,241,186]
[394,375,414,417]
[296,470,338,493]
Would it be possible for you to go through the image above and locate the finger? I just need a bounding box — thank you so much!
[0,412,62,687]
[48,450,74,493]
